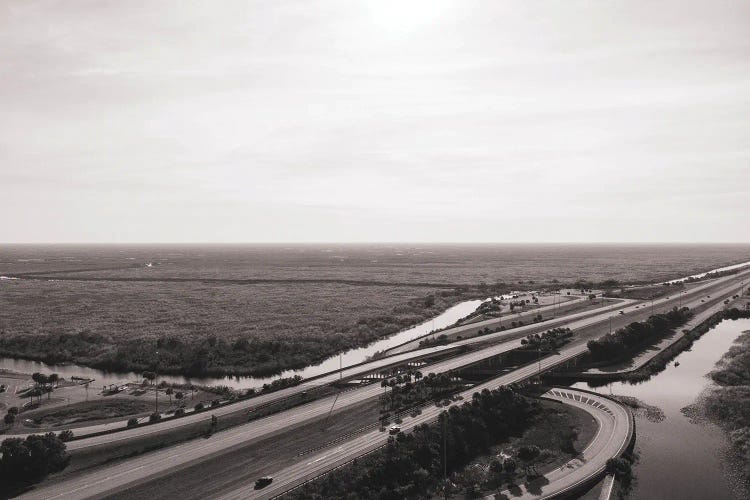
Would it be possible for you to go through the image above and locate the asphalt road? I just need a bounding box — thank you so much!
[494,388,632,499]
[215,387,631,499]
[386,295,586,354]
[11,268,738,447]
[17,270,750,499]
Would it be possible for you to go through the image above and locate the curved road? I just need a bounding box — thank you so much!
[493,388,632,499]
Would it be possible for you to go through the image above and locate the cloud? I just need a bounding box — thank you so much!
[1,0,749,242]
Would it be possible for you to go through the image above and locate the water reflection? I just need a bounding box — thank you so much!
[573,318,750,500]
[0,298,483,390]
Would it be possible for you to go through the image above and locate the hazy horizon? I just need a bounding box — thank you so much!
[2,0,749,244]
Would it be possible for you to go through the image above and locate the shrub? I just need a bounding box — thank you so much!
[149,412,161,423]
[127,417,139,428]
[194,402,204,411]
[0,433,69,487]
[174,408,185,417]
[58,430,74,442]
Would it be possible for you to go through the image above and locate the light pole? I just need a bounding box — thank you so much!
[154,350,159,413]
[537,343,542,381]
[609,315,612,335]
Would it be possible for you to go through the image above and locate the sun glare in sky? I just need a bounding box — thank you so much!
[0,0,748,243]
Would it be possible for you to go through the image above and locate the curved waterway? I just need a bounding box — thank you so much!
[0,297,483,390]
[574,318,750,500]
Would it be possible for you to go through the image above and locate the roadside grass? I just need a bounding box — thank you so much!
[451,399,598,497]
[21,399,151,427]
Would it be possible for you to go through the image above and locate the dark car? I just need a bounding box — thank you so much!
[255,476,273,489]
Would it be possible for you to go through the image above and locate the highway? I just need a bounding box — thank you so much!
[5,299,622,446]
[217,387,631,500]
[17,269,750,499]
[10,267,742,448]
[386,294,587,354]
[23,297,631,453]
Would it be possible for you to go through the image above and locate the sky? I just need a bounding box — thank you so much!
[1,0,749,243]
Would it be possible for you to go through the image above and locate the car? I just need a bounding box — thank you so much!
[388,425,401,435]
[254,476,273,489]
[0,384,6,393]
[619,310,624,315]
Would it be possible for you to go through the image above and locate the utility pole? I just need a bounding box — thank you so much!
[537,343,542,382]
[442,415,448,500]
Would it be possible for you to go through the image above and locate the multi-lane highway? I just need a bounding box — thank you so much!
[11,267,742,448]
[17,269,750,499]
[219,387,632,500]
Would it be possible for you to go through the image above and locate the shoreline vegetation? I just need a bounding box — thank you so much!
[688,324,750,487]
[566,307,750,386]
[0,265,748,379]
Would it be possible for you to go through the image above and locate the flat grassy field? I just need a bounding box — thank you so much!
[22,399,152,427]
[0,279,464,377]
[1,244,748,378]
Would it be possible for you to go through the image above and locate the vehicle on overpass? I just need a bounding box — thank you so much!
[254,476,273,489]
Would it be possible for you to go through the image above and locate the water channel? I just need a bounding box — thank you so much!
[0,297,485,390]
[574,318,750,500]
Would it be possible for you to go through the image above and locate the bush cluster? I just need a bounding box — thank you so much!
[586,308,692,362]
[287,387,536,500]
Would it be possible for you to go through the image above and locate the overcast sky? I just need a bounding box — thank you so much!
[1,0,749,243]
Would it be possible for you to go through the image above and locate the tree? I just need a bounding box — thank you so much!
[517,445,540,476]
[142,371,156,385]
[48,373,59,388]
[0,433,69,487]
[503,457,517,480]
[175,391,184,402]
[58,430,74,442]
[4,413,15,425]
[166,387,174,404]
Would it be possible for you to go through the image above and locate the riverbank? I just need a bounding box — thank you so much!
[683,326,750,489]
[574,318,750,500]
[551,305,750,385]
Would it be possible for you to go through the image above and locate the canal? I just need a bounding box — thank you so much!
[574,317,750,500]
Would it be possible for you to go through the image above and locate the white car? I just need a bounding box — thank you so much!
[388,425,401,435]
